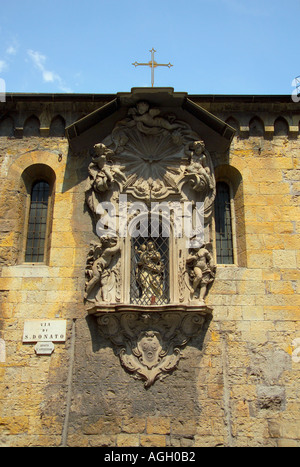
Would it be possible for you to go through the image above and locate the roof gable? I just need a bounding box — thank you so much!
[66,88,235,153]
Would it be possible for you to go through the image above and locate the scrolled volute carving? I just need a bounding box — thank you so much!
[97,310,210,387]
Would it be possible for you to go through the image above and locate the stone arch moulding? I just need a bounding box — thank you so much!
[68,89,235,386]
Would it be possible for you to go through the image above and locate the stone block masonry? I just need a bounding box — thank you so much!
[0,93,299,447]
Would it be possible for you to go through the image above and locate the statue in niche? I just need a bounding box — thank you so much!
[85,143,127,216]
[184,140,215,193]
[135,241,165,302]
[186,243,216,304]
[84,236,120,303]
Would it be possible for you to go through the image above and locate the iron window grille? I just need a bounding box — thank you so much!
[25,180,50,263]
[215,182,234,264]
[130,216,170,305]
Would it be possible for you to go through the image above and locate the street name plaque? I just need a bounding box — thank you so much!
[34,341,55,355]
[23,320,67,343]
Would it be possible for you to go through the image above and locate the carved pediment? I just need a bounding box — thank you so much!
[66,88,235,154]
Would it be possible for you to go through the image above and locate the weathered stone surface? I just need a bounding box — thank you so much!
[0,92,299,447]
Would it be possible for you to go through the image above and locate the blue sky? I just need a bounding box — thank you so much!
[0,0,299,95]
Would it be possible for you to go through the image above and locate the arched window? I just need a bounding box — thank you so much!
[20,164,56,264]
[130,214,170,305]
[25,180,50,263]
[214,182,234,264]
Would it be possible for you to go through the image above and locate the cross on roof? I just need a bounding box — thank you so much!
[132,48,173,87]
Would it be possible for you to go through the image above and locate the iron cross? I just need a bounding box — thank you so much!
[132,48,173,87]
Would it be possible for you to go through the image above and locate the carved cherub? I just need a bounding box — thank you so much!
[89,143,114,193]
[186,243,216,303]
[85,143,127,216]
[90,143,126,193]
[130,101,181,134]
[184,140,214,192]
[84,236,120,302]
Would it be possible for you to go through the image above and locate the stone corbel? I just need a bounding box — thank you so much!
[289,125,299,138]
[264,125,274,139]
[239,125,249,138]
[92,306,212,387]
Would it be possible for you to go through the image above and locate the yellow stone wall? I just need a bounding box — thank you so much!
[208,134,300,447]
[0,95,299,447]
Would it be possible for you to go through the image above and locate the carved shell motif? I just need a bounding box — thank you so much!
[100,101,216,203]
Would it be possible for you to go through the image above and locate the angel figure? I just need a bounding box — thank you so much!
[90,143,115,192]
[186,243,216,303]
[84,236,120,303]
[184,140,214,192]
[90,143,126,193]
[130,101,181,135]
[85,143,127,216]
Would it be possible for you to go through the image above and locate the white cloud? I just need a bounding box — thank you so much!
[0,60,8,73]
[27,49,73,92]
[42,70,56,82]
[27,49,50,81]
[6,45,17,55]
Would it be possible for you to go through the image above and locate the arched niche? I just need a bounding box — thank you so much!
[249,116,264,137]
[49,115,66,137]
[0,115,14,136]
[274,116,289,136]
[23,115,40,137]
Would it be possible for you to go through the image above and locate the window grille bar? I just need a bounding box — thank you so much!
[130,218,170,305]
[215,182,234,264]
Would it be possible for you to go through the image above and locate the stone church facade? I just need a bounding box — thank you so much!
[0,88,299,447]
